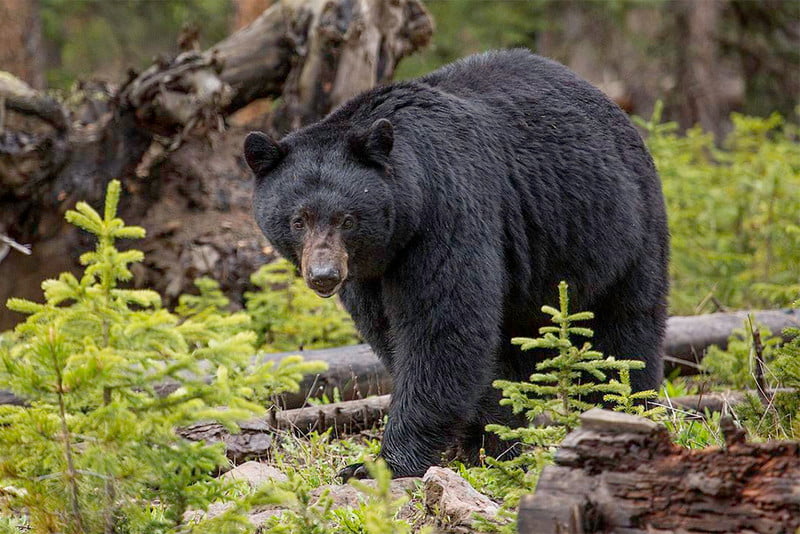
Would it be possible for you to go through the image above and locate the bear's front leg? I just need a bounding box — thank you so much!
[362,247,504,478]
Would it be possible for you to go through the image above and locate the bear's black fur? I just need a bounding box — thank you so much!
[244,49,669,479]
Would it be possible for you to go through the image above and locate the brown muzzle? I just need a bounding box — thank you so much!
[301,227,348,297]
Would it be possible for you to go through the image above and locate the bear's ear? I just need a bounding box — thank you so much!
[244,131,285,176]
[349,118,394,168]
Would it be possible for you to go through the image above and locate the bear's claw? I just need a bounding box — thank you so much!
[337,462,370,482]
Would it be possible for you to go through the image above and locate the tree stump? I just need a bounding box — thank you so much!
[0,0,433,329]
[518,408,800,534]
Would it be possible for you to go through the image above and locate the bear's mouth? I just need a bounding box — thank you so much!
[309,282,342,298]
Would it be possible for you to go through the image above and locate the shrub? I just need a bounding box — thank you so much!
[638,104,800,314]
[244,260,359,352]
[0,181,325,533]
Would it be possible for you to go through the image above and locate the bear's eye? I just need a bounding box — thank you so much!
[342,216,356,230]
[291,218,305,231]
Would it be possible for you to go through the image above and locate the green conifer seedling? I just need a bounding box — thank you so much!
[474,281,661,533]
[245,260,358,352]
[0,180,325,533]
[489,281,643,443]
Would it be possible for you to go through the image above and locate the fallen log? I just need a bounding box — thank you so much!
[177,388,796,461]
[517,408,800,534]
[1,309,798,408]
[177,394,392,461]
[276,307,800,405]
[271,308,800,407]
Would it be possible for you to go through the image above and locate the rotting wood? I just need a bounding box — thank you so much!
[517,408,800,534]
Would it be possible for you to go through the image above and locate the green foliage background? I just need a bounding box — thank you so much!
[0,182,326,533]
[41,0,233,89]
[639,105,800,314]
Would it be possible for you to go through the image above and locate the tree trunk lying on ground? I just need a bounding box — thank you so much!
[260,308,800,408]
[0,0,433,330]
[177,395,391,461]
[1,308,797,408]
[269,308,799,405]
[176,388,793,461]
[517,408,799,534]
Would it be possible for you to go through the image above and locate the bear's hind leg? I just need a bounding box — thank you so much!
[458,385,523,465]
[589,303,666,394]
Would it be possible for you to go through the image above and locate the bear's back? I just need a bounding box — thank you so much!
[415,50,640,152]
[418,50,605,111]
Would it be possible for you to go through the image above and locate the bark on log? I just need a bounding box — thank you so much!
[0,0,432,330]
[518,408,800,534]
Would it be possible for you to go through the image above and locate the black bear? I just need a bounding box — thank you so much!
[244,49,669,479]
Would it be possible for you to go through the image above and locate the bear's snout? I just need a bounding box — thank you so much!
[308,264,343,297]
[301,228,349,298]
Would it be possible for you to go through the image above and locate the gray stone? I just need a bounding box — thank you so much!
[313,476,421,508]
[579,408,659,434]
[222,460,288,487]
[423,466,499,527]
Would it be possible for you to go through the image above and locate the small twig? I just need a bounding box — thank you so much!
[0,234,32,255]
[748,315,770,406]
[710,296,728,313]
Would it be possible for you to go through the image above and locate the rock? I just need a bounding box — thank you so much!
[183,502,283,527]
[183,462,287,525]
[578,407,659,434]
[423,467,499,527]
[222,461,288,487]
[313,477,421,508]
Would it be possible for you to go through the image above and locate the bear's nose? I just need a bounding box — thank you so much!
[309,265,341,291]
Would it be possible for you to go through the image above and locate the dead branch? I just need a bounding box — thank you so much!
[177,395,391,461]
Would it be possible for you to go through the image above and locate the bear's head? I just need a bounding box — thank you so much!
[244,119,396,297]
